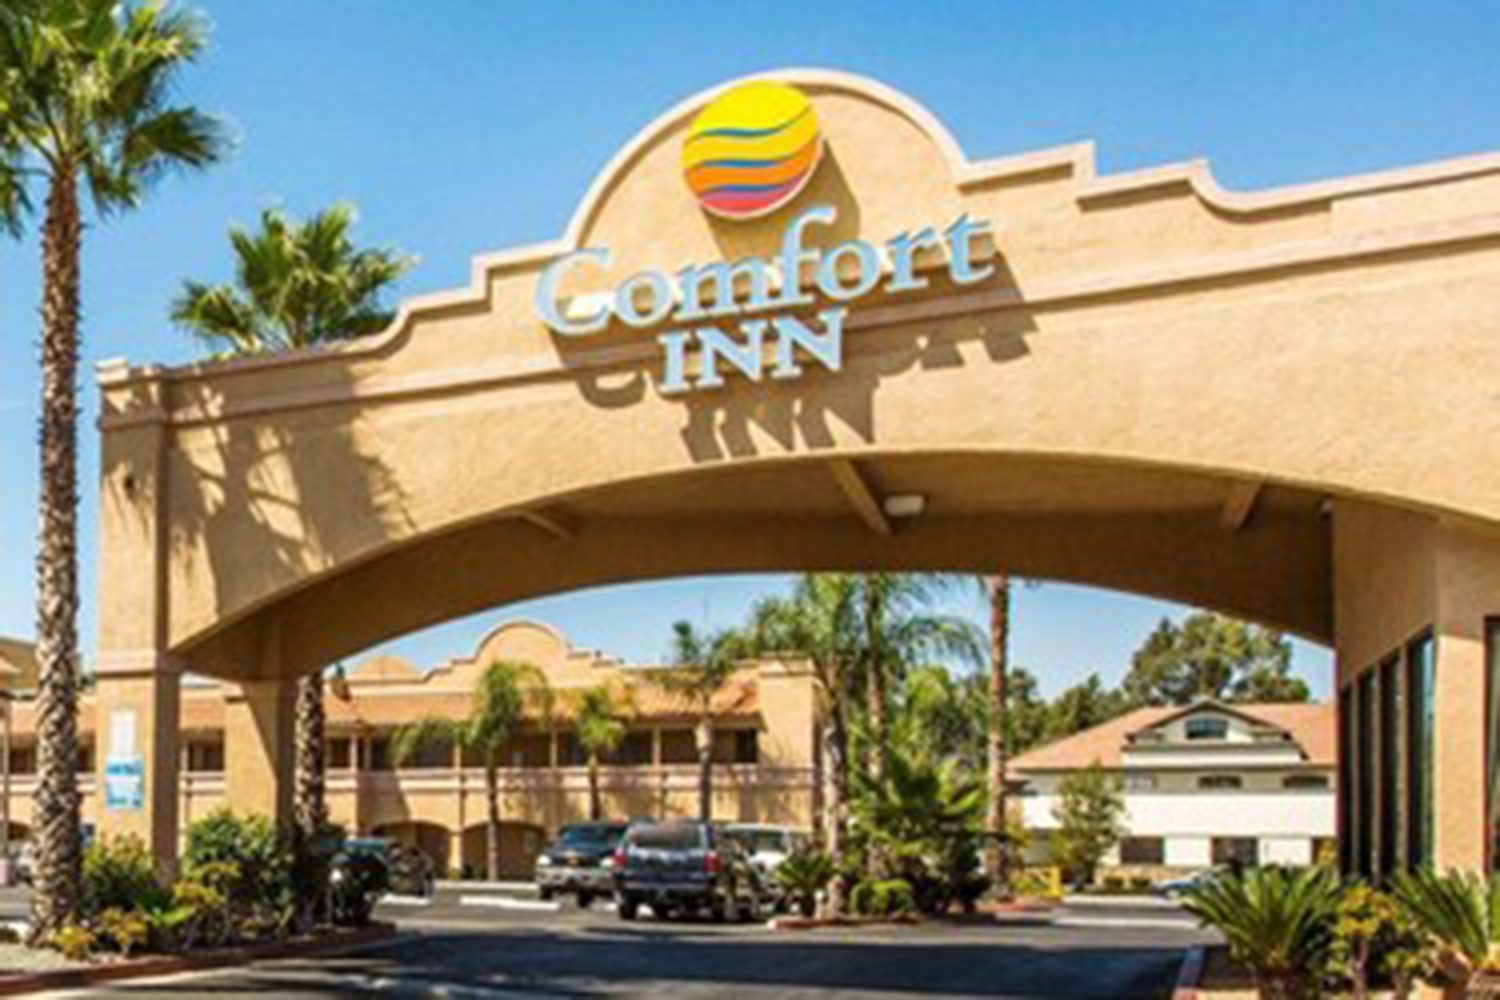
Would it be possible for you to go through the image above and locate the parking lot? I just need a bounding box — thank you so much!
[32,889,1211,998]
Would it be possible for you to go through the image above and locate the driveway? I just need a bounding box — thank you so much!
[40,892,1209,998]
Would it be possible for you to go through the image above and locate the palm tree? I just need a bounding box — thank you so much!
[1391,869,1500,997]
[393,660,548,881]
[171,202,413,356]
[573,685,628,821]
[1183,866,1344,1000]
[659,622,744,822]
[293,670,327,838]
[985,574,1010,895]
[0,0,227,939]
[859,574,982,783]
[174,205,409,851]
[746,574,863,916]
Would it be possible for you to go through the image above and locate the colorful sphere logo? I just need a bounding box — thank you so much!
[682,81,823,220]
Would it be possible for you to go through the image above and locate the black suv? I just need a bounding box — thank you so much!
[535,822,628,906]
[613,821,766,922]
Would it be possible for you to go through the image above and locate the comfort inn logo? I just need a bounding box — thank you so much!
[533,78,994,395]
[681,81,824,220]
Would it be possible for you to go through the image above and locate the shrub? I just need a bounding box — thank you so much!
[97,907,149,959]
[172,868,233,948]
[51,924,95,962]
[1011,866,1063,900]
[291,822,346,931]
[850,878,916,918]
[1102,874,1126,893]
[1391,869,1500,993]
[1182,865,1343,1000]
[82,835,158,918]
[330,851,389,927]
[140,899,195,953]
[184,810,295,940]
[1329,884,1433,1000]
[775,847,835,918]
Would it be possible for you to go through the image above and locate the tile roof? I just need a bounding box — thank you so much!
[1008,701,1335,774]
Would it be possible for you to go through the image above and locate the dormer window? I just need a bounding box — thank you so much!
[1185,717,1229,741]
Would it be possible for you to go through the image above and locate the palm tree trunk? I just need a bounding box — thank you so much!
[696,715,713,822]
[294,671,327,837]
[823,696,850,918]
[864,580,886,783]
[485,752,501,882]
[985,575,1011,895]
[31,167,84,942]
[587,753,601,821]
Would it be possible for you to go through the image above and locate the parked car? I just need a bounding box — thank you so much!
[339,837,436,898]
[613,821,766,923]
[1154,866,1233,899]
[724,824,806,903]
[535,822,628,906]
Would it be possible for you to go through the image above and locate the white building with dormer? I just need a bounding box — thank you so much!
[1011,701,1335,873]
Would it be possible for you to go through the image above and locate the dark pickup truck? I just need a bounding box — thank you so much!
[612,821,766,922]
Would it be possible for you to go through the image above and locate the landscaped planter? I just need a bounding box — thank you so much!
[0,922,396,995]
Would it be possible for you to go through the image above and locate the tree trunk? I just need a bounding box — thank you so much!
[294,671,327,838]
[696,714,713,822]
[587,753,601,821]
[31,168,83,943]
[864,581,886,784]
[984,575,1011,896]
[485,753,502,882]
[822,690,850,918]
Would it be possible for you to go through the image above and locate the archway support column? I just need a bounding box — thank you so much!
[93,654,181,877]
[224,620,297,826]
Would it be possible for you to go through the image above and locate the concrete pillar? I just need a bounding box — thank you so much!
[93,655,181,876]
[224,621,298,827]
[95,370,181,872]
[224,678,297,826]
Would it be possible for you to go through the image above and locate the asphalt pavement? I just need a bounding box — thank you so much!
[27,890,1212,998]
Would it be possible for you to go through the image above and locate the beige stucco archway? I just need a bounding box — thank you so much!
[93,70,1500,874]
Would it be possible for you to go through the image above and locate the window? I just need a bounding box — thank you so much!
[1185,717,1229,741]
[1356,668,1376,878]
[8,746,35,775]
[400,735,453,770]
[327,737,352,771]
[75,742,94,774]
[1211,836,1259,867]
[556,733,586,767]
[1198,774,1242,790]
[1282,773,1329,790]
[1119,836,1165,865]
[707,729,759,764]
[1378,655,1401,877]
[1124,774,1157,792]
[185,740,224,773]
[367,737,391,771]
[1490,618,1500,873]
[1406,633,1435,868]
[1338,685,1354,874]
[611,731,654,766]
[659,729,697,765]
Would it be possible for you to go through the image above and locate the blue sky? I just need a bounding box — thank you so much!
[3,1,1497,697]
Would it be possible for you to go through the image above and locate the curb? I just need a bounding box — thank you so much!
[1172,944,1206,1000]
[0,922,397,996]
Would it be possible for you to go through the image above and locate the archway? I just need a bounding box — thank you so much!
[371,821,453,877]
[92,70,1500,876]
[460,822,546,881]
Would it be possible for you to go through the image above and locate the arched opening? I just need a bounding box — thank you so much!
[460,821,546,881]
[371,820,452,876]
